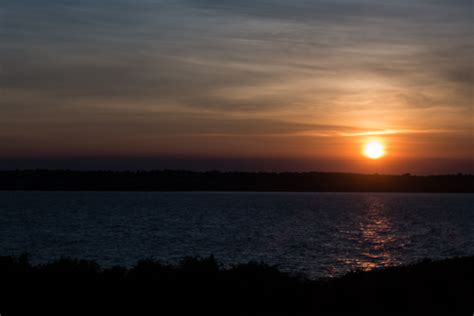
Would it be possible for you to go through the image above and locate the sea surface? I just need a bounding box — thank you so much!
[0,191,472,278]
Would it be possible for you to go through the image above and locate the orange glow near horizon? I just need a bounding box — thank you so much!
[363,140,385,159]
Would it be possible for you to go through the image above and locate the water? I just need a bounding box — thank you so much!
[0,191,472,278]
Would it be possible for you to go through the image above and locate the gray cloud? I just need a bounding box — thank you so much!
[0,0,471,168]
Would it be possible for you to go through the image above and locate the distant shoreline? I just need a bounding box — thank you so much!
[1,190,473,194]
[1,170,472,193]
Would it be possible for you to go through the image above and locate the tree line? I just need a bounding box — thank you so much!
[0,170,472,192]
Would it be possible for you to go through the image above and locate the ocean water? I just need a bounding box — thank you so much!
[0,191,472,278]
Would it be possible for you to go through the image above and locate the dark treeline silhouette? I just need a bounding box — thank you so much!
[0,170,472,192]
[1,255,472,315]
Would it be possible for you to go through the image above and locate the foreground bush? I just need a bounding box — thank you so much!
[1,255,472,315]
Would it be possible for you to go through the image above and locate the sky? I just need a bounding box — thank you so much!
[1,0,472,174]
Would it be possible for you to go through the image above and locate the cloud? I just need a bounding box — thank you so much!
[0,0,471,167]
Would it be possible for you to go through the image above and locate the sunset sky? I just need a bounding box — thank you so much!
[1,0,472,174]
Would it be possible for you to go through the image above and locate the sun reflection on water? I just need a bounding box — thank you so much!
[337,196,401,272]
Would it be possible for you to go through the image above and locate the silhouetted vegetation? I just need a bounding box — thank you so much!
[0,170,472,192]
[1,255,472,315]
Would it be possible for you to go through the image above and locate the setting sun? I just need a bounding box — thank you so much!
[363,140,385,159]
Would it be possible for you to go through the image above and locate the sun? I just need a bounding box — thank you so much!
[363,140,385,159]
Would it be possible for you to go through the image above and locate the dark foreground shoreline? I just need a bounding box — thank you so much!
[1,170,473,192]
[1,255,472,315]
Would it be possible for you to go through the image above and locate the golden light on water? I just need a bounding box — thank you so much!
[335,196,401,275]
[363,140,385,159]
